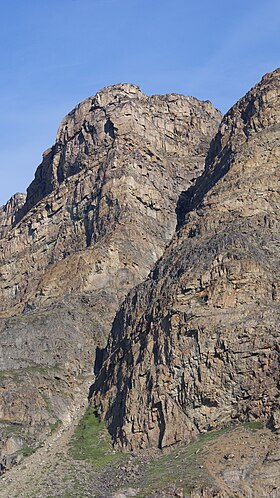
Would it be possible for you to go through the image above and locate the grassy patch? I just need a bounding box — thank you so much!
[0,365,62,380]
[68,406,123,470]
[21,444,35,457]
[243,420,263,430]
[3,426,24,437]
[136,422,265,497]
[136,427,231,497]
[49,419,62,433]
[41,394,53,415]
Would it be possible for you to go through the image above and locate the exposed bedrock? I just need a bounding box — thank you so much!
[93,70,280,451]
[0,84,220,470]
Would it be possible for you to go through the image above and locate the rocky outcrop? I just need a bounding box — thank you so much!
[93,70,280,451]
[0,84,220,470]
[0,84,220,318]
[0,193,26,237]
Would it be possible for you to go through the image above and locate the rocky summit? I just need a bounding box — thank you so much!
[92,70,280,494]
[1,70,280,498]
[0,84,220,472]
[0,84,220,317]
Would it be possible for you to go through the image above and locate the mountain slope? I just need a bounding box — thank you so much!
[93,69,280,459]
[0,84,220,318]
[0,84,220,471]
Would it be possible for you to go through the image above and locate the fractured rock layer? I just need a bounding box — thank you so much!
[0,84,220,317]
[0,83,220,470]
[0,193,26,237]
[93,70,280,452]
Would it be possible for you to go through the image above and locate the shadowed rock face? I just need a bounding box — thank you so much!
[0,83,220,471]
[93,70,280,451]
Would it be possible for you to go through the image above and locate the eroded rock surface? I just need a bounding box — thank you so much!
[0,83,220,471]
[0,193,26,237]
[93,70,280,461]
[0,84,220,317]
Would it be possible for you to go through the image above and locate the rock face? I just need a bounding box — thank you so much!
[0,84,220,318]
[0,83,220,470]
[0,193,26,237]
[93,70,280,452]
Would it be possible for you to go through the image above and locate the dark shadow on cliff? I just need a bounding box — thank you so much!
[176,134,232,230]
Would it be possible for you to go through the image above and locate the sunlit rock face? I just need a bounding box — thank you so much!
[0,193,26,237]
[93,70,280,452]
[0,83,221,317]
[0,83,221,471]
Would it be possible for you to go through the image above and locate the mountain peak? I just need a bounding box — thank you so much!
[0,81,221,474]
[16,86,221,217]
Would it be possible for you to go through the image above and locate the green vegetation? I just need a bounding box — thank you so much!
[136,428,230,497]
[3,426,24,436]
[49,419,62,433]
[21,444,35,457]
[136,422,265,497]
[243,420,263,430]
[68,406,123,470]
[41,394,53,415]
[0,365,62,379]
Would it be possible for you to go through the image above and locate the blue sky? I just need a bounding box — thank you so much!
[0,0,279,205]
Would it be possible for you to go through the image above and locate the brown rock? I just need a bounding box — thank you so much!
[0,84,220,470]
[0,84,220,318]
[0,193,26,237]
[93,70,280,455]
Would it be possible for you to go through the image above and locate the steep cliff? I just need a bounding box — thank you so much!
[0,85,220,319]
[0,193,26,237]
[93,70,280,461]
[0,84,220,471]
